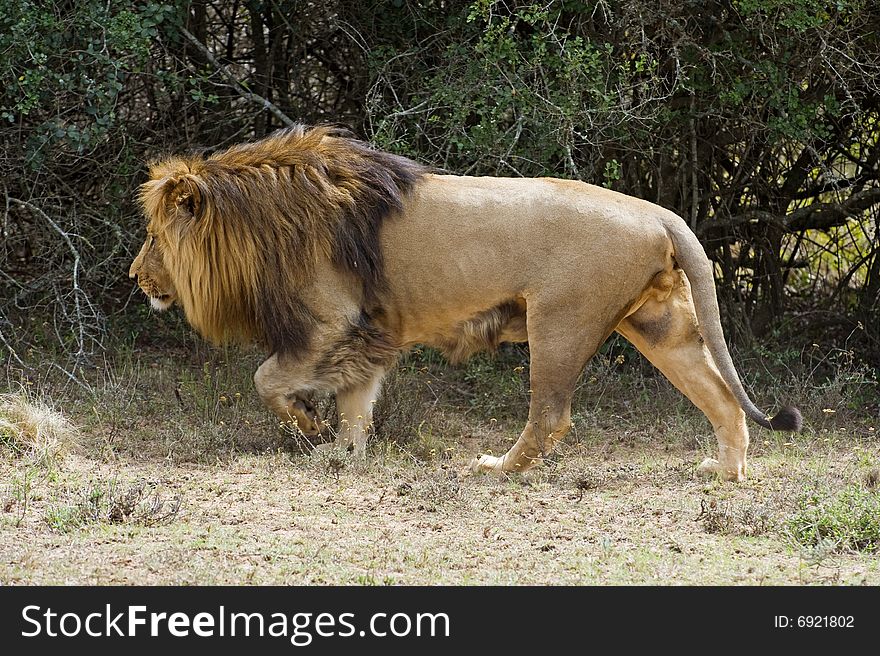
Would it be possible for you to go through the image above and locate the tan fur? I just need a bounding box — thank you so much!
[131,127,801,479]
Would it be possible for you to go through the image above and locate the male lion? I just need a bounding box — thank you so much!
[130,125,801,481]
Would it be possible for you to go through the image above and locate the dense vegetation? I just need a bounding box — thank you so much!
[1,0,878,364]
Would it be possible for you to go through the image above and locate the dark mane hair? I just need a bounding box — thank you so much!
[138,124,426,355]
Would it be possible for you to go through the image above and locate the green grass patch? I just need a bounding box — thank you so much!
[787,485,880,553]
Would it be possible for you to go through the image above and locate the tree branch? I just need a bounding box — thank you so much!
[7,197,91,358]
[699,187,880,237]
[179,26,296,129]
[793,172,879,200]
[786,187,880,231]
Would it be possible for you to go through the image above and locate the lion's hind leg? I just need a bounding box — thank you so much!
[470,304,612,475]
[617,269,749,481]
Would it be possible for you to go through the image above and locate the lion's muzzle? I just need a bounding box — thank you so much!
[129,236,178,310]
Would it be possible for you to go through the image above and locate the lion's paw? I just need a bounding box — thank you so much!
[465,454,502,476]
[697,457,745,482]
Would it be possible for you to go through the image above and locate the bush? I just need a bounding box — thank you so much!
[2,0,879,366]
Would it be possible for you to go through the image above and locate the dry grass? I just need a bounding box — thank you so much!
[0,391,77,468]
[1,342,878,585]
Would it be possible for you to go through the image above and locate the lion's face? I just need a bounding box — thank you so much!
[129,234,177,311]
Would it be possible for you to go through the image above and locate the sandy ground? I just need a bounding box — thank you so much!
[3,435,879,585]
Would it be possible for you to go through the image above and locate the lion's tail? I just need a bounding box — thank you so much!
[662,216,802,432]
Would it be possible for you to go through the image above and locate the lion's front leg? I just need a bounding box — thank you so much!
[330,369,386,459]
[253,355,324,437]
[255,353,387,458]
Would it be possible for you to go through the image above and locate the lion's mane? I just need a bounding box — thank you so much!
[138,125,426,355]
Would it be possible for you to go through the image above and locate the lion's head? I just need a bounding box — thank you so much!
[130,124,425,354]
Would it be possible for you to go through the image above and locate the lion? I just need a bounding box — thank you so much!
[129,124,802,481]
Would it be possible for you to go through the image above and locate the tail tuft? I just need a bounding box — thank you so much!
[767,405,802,432]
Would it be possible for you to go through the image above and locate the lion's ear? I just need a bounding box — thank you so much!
[166,176,203,221]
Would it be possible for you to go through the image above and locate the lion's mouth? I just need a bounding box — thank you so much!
[149,294,174,311]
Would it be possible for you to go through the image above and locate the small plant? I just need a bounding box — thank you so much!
[400,470,463,512]
[787,485,880,553]
[697,498,776,537]
[7,469,40,527]
[404,422,453,463]
[44,480,181,533]
[372,359,435,444]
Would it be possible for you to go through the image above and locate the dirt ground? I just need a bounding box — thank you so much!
[2,343,879,585]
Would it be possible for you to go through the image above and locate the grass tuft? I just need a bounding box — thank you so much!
[0,392,76,468]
